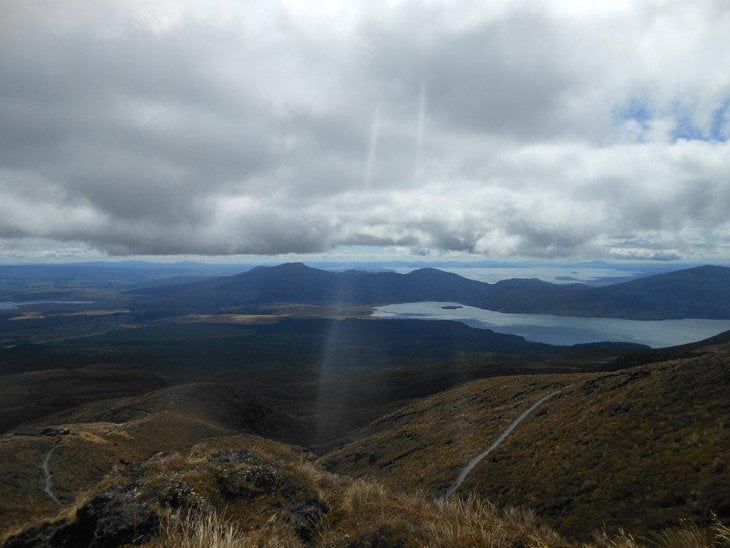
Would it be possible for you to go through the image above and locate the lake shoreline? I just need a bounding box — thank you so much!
[373,302,730,348]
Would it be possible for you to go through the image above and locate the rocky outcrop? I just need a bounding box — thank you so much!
[3,486,158,548]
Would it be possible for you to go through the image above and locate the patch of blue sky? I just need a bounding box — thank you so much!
[709,98,729,141]
[617,95,729,142]
[613,96,652,142]
[619,96,653,125]
[672,98,729,142]
[672,108,705,140]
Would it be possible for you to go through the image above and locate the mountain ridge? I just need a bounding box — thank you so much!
[131,263,730,320]
[322,345,730,539]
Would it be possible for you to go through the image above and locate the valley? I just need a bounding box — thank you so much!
[0,262,728,546]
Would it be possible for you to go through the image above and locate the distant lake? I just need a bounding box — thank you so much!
[0,300,92,310]
[372,302,730,348]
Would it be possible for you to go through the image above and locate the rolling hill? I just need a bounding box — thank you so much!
[130,262,730,319]
[4,360,727,546]
[1,431,581,547]
[321,342,730,540]
[1,336,727,544]
[0,382,308,535]
[0,366,169,433]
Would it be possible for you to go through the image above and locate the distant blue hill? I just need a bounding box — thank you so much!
[131,263,730,320]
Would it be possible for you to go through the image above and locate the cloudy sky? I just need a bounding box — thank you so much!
[1,0,729,262]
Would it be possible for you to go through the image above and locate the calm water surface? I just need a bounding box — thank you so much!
[373,302,730,348]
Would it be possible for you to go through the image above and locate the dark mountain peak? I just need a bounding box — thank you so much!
[615,264,730,286]
[341,268,380,276]
[694,264,728,273]
[233,262,327,280]
[407,267,452,277]
[409,267,441,273]
[131,262,730,320]
[405,267,473,282]
[494,277,553,288]
[666,264,726,275]
[250,262,313,273]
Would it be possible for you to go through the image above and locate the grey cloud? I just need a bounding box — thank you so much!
[609,249,682,262]
[357,3,623,143]
[0,1,729,261]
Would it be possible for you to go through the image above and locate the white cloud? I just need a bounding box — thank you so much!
[0,0,729,261]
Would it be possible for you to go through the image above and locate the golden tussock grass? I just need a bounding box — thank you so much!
[5,453,727,548]
[293,459,340,498]
[317,479,570,547]
[589,519,730,547]
[429,495,569,547]
[146,510,300,548]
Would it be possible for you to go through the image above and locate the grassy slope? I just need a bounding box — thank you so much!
[322,373,577,493]
[0,317,620,448]
[0,365,169,433]
[0,383,307,534]
[4,429,726,547]
[322,345,730,540]
[2,352,728,545]
[3,430,577,547]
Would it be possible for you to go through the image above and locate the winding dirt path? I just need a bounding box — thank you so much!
[443,390,561,498]
[42,442,61,505]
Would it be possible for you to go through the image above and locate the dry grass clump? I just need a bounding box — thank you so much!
[649,524,717,547]
[324,479,426,545]
[320,480,729,547]
[147,510,300,548]
[589,528,641,548]
[340,479,415,517]
[589,519,730,547]
[317,479,569,547]
[429,495,570,547]
[716,520,730,544]
[294,459,341,498]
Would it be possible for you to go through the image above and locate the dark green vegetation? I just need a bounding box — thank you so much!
[0,366,168,432]
[0,261,245,302]
[0,262,242,346]
[0,318,645,445]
